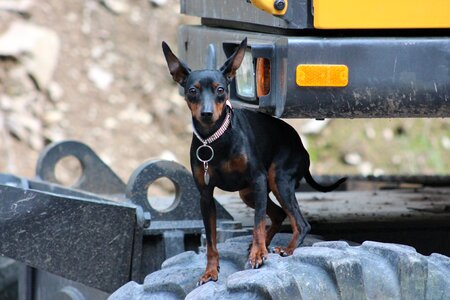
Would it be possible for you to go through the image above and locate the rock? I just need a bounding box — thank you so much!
[358,161,373,176]
[391,155,402,165]
[364,127,376,139]
[160,150,177,162]
[1,69,49,149]
[65,12,78,23]
[118,104,152,124]
[81,1,98,35]
[91,45,105,59]
[149,0,167,7]
[88,65,114,91]
[43,127,65,142]
[0,21,60,90]
[0,0,35,14]
[104,117,118,129]
[129,6,142,24]
[47,82,64,102]
[301,119,330,135]
[373,168,385,177]
[441,136,450,150]
[43,110,64,124]
[382,128,394,141]
[343,152,362,166]
[100,0,129,15]
[7,110,43,150]
[108,94,125,104]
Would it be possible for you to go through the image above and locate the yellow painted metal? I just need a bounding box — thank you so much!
[251,0,288,16]
[313,0,450,29]
[296,65,349,87]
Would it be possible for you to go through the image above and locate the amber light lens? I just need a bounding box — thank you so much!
[296,64,348,87]
[256,58,270,97]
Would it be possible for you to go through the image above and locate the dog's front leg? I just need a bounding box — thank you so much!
[248,174,268,269]
[198,187,219,285]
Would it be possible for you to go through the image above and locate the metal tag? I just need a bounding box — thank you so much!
[204,171,210,185]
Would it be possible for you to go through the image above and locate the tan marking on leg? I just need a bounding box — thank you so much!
[267,163,300,256]
[265,201,285,246]
[267,163,278,195]
[249,219,268,268]
[199,209,220,285]
[284,213,300,255]
[239,187,255,208]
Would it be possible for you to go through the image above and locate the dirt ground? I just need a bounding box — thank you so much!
[0,0,196,184]
[0,0,448,193]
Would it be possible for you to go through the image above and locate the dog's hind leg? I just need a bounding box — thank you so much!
[239,189,286,247]
[268,171,310,256]
[265,199,286,246]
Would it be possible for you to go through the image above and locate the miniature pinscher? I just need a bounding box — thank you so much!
[162,38,346,285]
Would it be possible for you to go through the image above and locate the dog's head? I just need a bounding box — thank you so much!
[162,38,247,128]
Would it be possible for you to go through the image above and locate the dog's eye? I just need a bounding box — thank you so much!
[188,88,197,95]
[217,87,225,94]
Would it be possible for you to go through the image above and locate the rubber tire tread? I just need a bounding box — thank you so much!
[109,234,450,300]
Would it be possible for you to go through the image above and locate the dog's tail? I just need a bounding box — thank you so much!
[304,170,347,193]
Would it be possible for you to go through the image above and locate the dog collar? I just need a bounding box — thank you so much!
[192,101,232,145]
[192,101,232,185]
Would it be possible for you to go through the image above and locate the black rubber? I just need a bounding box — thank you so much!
[109,234,450,300]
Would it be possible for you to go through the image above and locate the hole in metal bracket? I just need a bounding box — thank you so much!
[147,177,180,212]
[54,155,83,187]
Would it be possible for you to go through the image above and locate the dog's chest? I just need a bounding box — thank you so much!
[210,154,248,191]
[192,152,251,191]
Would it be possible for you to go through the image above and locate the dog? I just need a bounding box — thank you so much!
[162,38,346,285]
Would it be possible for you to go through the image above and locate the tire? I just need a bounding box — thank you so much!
[109,234,450,300]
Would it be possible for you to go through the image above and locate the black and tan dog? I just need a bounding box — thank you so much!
[162,38,346,285]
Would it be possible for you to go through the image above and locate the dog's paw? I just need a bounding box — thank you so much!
[197,270,219,286]
[197,268,219,286]
[270,246,295,257]
[248,245,268,269]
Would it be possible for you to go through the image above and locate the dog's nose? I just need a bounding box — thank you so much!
[201,112,213,118]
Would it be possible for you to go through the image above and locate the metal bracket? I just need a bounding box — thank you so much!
[36,140,126,196]
[0,140,238,297]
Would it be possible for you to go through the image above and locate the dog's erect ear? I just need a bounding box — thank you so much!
[220,38,247,82]
[162,41,191,86]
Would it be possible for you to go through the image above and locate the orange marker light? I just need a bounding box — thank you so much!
[256,58,271,97]
[296,64,348,87]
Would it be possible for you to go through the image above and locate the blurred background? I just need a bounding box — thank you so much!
[0,0,448,190]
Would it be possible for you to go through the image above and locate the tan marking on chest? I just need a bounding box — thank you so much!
[194,165,213,186]
[220,155,248,173]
